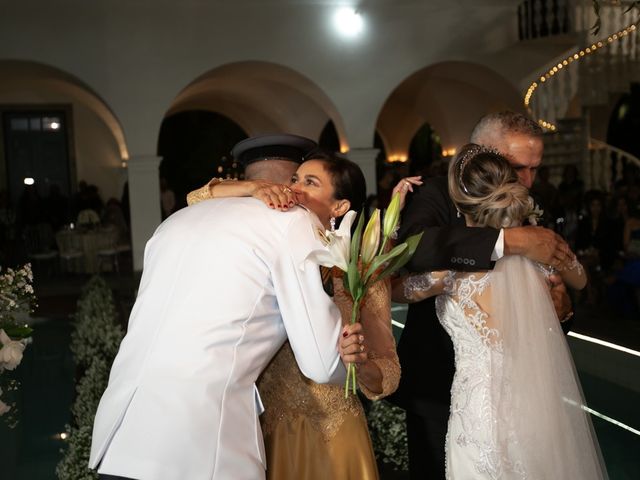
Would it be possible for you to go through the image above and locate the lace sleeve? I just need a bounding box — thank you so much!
[186,178,226,205]
[400,270,451,302]
[563,257,585,277]
[334,276,400,400]
[535,259,585,281]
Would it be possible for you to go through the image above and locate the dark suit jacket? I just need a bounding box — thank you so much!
[389,176,500,415]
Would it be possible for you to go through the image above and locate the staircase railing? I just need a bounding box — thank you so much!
[519,3,640,193]
[518,0,572,40]
[587,138,640,190]
[524,1,639,130]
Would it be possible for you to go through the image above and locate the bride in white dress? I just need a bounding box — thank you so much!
[393,144,608,479]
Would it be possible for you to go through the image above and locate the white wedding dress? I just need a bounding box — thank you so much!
[406,256,608,480]
[435,269,511,479]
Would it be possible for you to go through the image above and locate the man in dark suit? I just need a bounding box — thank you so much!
[391,111,574,479]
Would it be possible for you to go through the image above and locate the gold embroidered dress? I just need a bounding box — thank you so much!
[187,184,401,479]
[258,276,398,480]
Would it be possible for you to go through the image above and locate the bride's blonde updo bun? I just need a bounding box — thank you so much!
[448,143,532,229]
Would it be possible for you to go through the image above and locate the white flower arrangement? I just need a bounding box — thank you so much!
[366,399,409,471]
[0,329,26,370]
[70,280,124,369]
[0,263,36,420]
[57,276,124,480]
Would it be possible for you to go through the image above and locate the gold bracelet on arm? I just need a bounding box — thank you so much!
[207,178,223,198]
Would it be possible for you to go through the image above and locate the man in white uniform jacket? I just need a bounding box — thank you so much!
[89,196,345,480]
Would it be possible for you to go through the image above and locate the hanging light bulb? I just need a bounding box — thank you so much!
[333,7,364,37]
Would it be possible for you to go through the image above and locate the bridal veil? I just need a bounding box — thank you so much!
[489,255,608,479]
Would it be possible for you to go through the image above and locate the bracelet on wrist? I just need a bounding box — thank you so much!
[560,311,574,323]
[207,177,237,197]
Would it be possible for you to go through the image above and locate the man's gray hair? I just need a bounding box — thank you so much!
[470,111,543,146]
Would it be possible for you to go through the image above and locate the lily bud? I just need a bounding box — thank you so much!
[361,209,381,264]
[383,192,401,239]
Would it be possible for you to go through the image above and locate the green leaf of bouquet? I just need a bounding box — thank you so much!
[363,243,408,282]
[376,232,424,282]
[0,325,33,339]
[343,268,351,295]
[346,261,360,298]
[352,284,365,303]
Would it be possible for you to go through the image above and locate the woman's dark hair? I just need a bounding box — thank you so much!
[304,149,367,216]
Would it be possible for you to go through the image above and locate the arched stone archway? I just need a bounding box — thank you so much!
[166,61,349,152]
[376,61,523,167]
[0,60,129,202]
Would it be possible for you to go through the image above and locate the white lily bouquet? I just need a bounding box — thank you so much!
[0,264,36,419]
[310,193,423,397]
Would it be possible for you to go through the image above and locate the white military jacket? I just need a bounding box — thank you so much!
[89,198,344,480]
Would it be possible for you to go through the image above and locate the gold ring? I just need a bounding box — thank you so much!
[282,186,292,193]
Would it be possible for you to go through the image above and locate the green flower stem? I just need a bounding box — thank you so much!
[349,298,360,325]
[345,364,349,398]
[351,362,357,395]
[345,297,362,398]
[345,363,357,397]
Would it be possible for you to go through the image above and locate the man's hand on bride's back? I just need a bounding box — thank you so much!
[504,226,571,267]
[249,181,298,211]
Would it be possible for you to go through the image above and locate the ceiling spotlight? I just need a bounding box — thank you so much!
[24,177,35,185]
[333,7,364,37]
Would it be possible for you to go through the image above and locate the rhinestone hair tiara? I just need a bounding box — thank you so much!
[457,144,500,195]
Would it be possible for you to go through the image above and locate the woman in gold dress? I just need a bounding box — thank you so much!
[187,151,421,479]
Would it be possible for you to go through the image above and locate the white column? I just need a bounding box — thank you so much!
[347,148,379,197]
[127,154,162,271]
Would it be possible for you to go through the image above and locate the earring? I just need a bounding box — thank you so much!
[330,217,336,232]
[456,209,461,218]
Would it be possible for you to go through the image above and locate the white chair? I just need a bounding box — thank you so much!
[55,230,84,274]
[96,228,121,273]
[23,224,58,276]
